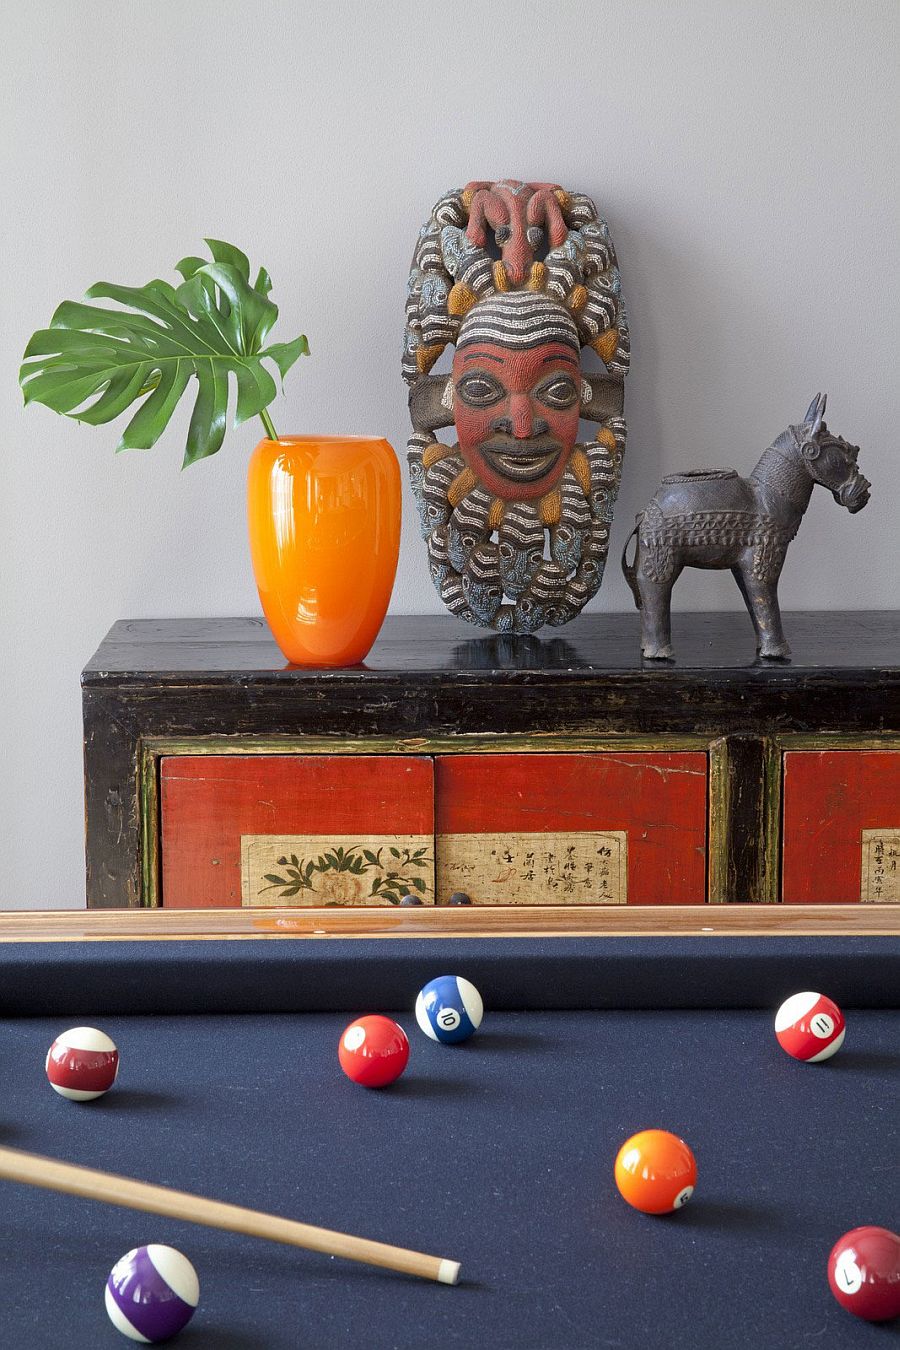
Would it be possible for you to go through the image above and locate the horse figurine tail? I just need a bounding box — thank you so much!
[621,518,642,609]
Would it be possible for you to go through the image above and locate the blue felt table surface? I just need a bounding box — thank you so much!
[0,1009,896,1349]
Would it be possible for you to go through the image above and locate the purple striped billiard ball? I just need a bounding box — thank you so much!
[105,1245,199,1342]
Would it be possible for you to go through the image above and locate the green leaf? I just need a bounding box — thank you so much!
[264,873,286,885]
[49,299,166,343]
[412,877,427,891]
[184,360,228,466]
[175,272,240,352]
[233,360,277,427]
[20,239,308,463]
[118,360,192,450]
[146,279,181,304]
[175,256,207,282]
[260,335,309,383]
[204,238,250,281]
[86,281,212,352]
[390,848,400,858]
[77,367,152,426]
[23,328,121,360]
[196,262,277,353]
[21,363,126,414]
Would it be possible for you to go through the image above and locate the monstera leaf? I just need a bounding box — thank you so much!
[20,239,308,466]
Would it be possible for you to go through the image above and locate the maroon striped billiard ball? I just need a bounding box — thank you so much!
[828,1226,900,1322]
[774,992,845,1062]
[45,1027,119,1101]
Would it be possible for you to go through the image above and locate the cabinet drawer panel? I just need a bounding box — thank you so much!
[161,756,434,908]
[782,750,900,902]
[435,752,708,904]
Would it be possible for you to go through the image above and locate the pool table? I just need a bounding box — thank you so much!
[0,906,897,1349]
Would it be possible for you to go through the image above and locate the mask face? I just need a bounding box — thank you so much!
[452,342,581,502]
[404,181,630,635]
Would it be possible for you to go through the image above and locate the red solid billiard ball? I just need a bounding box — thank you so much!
[338,1016,409,1088]
[828,1226,900,1322]
[614,1129,697,1214]
[45,1026,119,1101]
[774,991,845,1062]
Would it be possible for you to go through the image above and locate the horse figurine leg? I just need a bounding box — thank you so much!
[733,550,791,659]
[636,570,680,660]
[730,567,762,648]
[622,521,678,659]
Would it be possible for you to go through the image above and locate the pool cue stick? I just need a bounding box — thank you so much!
[0,1144,460,1285]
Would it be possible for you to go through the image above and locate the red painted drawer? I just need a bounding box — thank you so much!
[782,750,900,902]
[435,752,708,904]
[161,756,434,908]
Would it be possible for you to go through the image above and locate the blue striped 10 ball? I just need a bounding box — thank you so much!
[415,975,483,1044]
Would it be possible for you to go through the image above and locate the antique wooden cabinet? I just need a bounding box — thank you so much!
[82,612,900,910]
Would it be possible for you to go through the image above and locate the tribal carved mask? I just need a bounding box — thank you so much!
[404,181,630,634]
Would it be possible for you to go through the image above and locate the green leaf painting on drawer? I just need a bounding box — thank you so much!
[241,836,434,907]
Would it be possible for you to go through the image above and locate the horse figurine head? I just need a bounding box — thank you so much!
[785,393,871,514]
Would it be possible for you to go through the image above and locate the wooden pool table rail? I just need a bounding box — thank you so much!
[0,904,897,942]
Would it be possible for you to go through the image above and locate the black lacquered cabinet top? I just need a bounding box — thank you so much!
[84,610,899,680]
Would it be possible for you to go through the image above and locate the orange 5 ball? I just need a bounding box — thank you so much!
[614,1129,697,1214]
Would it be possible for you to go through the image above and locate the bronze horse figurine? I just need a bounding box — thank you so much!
[622,395,871,659]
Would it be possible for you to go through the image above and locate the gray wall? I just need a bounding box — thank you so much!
[1,1,897,907]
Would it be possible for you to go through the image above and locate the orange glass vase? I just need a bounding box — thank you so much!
[247,435,401,667]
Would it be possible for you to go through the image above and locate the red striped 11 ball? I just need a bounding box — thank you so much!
[45,1027,119,1100]
[415,975,484,1044]
[338,1015,410,1087]
[827,1226,900,1322]
[105,1245,199,1342]
[774,992,845,1062]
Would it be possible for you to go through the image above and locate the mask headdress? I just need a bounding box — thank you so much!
[455,291,580,351]
[404,180,629,634]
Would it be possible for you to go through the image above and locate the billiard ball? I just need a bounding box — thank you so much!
[448,892,472,905]
[827,1226,900,1322]
[338,1015,410,1087]
[774,991,845,1062]
[105,1244,199,1342]
[614,1129,697,1214]
[45,1027,119,1101]
[415,975,483,1044]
